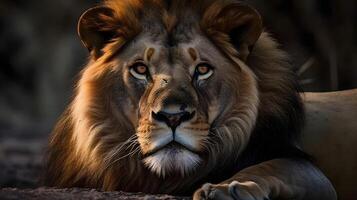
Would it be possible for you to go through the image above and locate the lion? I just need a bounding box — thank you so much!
[45,0,339,199]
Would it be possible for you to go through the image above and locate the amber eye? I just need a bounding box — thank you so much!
[133,63,148,74]
[195,63,214,80]
[197,65,210,75]
[130,62,149,80]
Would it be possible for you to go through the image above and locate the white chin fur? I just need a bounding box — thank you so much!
[143,147,201,177]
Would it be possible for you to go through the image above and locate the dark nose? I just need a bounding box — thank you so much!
[152,111,195,131]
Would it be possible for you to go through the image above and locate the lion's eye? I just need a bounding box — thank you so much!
[195,63,214,80]
[130,62,149,80]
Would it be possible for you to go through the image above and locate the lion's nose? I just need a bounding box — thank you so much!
[152,111,195,131]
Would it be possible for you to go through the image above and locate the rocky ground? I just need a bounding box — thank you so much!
[0,188,189,200]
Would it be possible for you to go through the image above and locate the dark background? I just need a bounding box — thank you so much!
[0,0,356,188]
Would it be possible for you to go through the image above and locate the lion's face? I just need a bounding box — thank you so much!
[70,0,262,181]
[115,32,245,176]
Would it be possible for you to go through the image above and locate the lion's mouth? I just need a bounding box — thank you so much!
[144,141,198,158]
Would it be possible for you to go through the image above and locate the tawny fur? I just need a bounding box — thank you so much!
[45,0,305,195]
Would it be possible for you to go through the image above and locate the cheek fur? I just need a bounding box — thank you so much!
[194,75,222,120]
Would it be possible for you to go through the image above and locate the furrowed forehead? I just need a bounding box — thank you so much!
[144,45,201,68]
[138,31,201,55]
[115,27,209,70]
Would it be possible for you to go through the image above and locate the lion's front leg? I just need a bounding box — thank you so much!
[193,159,337,200]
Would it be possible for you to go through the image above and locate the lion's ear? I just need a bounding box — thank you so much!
[78,6,116,58]
[202,3,263,60]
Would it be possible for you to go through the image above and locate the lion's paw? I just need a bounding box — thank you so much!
[193,181,269,200]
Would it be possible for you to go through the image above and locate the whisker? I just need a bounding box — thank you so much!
[106,146,141,169]
[104,134,138,163]
[103,134,142,171]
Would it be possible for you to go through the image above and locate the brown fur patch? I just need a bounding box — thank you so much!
[188,48,198,61]
[145,48,155,61]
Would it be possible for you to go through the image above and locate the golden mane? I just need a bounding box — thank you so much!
[45,0,305,195]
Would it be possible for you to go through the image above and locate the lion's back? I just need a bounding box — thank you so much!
[302,89,357,200]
